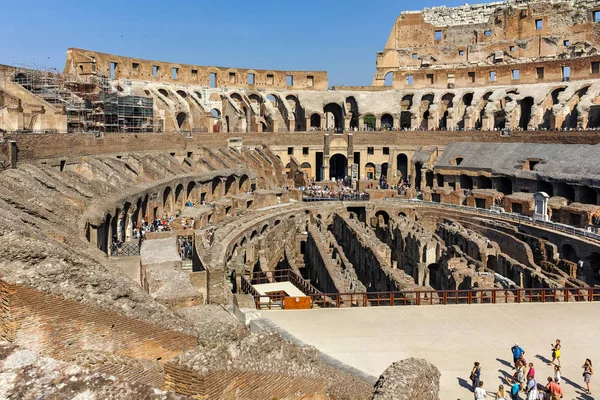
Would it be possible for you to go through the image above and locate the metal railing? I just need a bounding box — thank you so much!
[385,198,600,242]
[110,241,140,256]
[302,194,370,202]
[253,287,600,310]
[246,269,321,296]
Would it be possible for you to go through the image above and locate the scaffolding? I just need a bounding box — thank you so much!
[8,63,156,133]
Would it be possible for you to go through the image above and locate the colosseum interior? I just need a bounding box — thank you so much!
[1,0,600,399]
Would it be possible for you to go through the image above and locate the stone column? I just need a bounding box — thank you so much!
[305,117,311,131]
[393,115,400,130]
[375,116,382,130]
[126,213,133,241]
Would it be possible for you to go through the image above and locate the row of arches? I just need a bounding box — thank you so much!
[93,173,253,255]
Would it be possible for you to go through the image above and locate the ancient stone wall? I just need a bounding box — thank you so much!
[65,48,329,91]
[375,0,600,87]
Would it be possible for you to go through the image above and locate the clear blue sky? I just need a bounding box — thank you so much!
[0,0,475,86]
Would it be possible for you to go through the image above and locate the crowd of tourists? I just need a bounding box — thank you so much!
[300,179,369,201]
[470,341,593,399]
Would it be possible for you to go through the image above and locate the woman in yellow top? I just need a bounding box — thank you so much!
[495,384,507,400]
[551,339,561,366]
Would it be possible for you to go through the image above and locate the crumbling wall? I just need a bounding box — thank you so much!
[371,358,440,400]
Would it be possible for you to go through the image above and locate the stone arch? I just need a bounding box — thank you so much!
[329,153,348,180]
[384,71,393,87]
[400,94,414,129]
[460,175,473,190]
[211,177,222,197]
[300,162,312,180]
[421,93,434,129]
[286,95,306,131]
[239,174,250,191]
[518,97,534,130]
[225,175,236,195]
[323,103,344,131]
[375,210,390,225]
[365,162,376,180]
[187,181,197,203]
[163,186,174,215]
[479,176,492,189]
[537,181,554,197]
[346,96,359,129]
[176,90,187,98]
[158,88,169,97]
[175,183,185,209]
[381,113,394,129]
[495,177,513,195]
[310,113,321,129]
[176,112,190,130]
[396,153,408,181]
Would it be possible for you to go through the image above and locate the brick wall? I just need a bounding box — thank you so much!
[163,363,326,400]
[8,130,600,164]
[1,281,197,362]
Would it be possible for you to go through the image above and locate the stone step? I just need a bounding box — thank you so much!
[181,260,193,272]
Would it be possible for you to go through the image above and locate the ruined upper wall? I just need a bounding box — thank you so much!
[64,48,328,90]
[374,0,600,87]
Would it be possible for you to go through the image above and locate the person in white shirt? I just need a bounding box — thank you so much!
[474,381,487,399]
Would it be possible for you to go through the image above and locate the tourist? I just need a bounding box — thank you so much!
[516,361,526,388]
[496,384,508,400]
[553,365,561,385]
[474,381,487,399]
[525,376,538,400]
[527,362,535,379]
[583,358,594,394]
[470,362,482,391]
[550,340,561,366]
[546,376,563,399]
[512,343,525,368]
[507,377,521,400]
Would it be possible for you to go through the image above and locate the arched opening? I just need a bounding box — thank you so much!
[158,88,169,97]
[239,174,250,191]
[187,181,197,203]
[364,114,376,131]
[495,177,513,195]
[163,187,174,215]
[555,183,575,202]
[421,94,434,129]
[310,113,321,129]
[425,171,434,188]
[176,112,189,129]
[175,184,185,209]
[211,177,222,197]
[494,109,506,130]
[518,97,534,130]
[329,154,348,180]
[384,72,393,87]
[400,94,413,129]
[439,93,454,130]
[479,176,492,189]
[537,181,553,197]
[346,97,359,129]
[286,95,306,131]
[323,103,344,131]
[225,115,230,133]
[381,162,389,181]
[381,114,394,130]
[579,186,597,205]
[375,210,390,226]
[365,162,376,180]
[176,90,187,98]
[300,162,312,180]
[460,175,473,190]
[210,109,220,132]
[225,175,236,195]
[396,154,408,181]
[561,244,578,263]
[415,162,423,191]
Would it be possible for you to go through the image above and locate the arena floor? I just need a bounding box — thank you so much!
[265,303,600,399]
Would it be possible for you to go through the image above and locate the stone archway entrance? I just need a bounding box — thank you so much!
[329,154,348,181]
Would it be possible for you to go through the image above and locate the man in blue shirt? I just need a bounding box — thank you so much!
[511,343,525,368]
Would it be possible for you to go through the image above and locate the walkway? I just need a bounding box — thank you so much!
[265,303,600,399]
